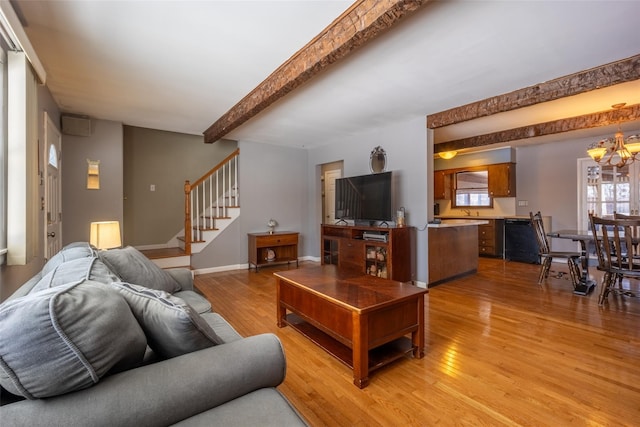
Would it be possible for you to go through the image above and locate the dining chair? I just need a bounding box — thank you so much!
[590,215,640,305]
[529,211,581,286]
[613,212,640,254]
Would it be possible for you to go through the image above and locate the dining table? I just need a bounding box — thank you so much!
[546,229,598,295]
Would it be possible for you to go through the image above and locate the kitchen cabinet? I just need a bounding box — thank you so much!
[434,162,516,200]
[478,219,504,257]
[433,170,451,200]
[488,163,516,197]
[428,221,481,285]
[438,217,504,257]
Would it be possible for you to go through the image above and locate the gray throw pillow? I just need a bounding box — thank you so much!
[30,257,118,293]
[0,280,147,399]
[99,246,181,293]
[109,282,222,359]
[41,242,97,276]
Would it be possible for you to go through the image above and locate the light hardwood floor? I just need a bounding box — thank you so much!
[194,258,640,426]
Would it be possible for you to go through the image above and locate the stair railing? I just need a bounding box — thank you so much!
[183,148,239,254]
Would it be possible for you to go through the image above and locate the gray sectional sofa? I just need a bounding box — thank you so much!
[0,242,307,426]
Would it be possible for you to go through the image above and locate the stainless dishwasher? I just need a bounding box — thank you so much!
[504,218,540,263]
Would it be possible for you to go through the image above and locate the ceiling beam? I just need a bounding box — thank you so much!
[427,54,640,129]
[204,0,426,143]
[434,103,640,153]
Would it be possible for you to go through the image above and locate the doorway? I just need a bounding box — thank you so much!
[321,161,343,225]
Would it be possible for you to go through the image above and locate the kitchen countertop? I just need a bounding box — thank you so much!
[428,219,489,228]
[436,215,532,220]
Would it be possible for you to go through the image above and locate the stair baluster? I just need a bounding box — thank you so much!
[183,148,239,255]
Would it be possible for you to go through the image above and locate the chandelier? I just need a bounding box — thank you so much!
[587,104,640,168]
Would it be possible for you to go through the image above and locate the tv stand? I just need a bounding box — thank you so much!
[321,224,415,282]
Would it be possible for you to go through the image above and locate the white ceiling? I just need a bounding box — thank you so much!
[11,0,640,150]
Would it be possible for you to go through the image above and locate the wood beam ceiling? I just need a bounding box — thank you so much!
[434,103,640,154]
[427,54,640,129]
[204,0,426,143]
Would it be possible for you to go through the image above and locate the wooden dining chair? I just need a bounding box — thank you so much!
[613,212,640,254]
[529,211,581,286]
[590,215,640,305]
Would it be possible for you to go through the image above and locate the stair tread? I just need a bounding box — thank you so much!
[140,247,187,259]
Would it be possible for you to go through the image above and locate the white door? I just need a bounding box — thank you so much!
[324,169,342,224]
[44,112,62,259]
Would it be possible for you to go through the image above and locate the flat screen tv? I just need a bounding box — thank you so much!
[335,171,393,223]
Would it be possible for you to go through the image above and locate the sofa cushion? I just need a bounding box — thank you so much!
[30,257,118,293]
[109,282,222,358]
[41,242,97,276]
[99,246,181,293]
[0,280,147,399]
[173,290,212,314]
[200,312,242,343]
[172,388,308,427]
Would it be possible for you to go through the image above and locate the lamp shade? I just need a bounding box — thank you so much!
[90,221,122,249]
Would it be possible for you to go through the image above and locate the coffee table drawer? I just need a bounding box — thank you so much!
[279,281,353,343]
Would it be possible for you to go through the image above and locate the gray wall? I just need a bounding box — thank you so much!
[515,126,640,252]
[123,126,237,247]
[191,140,307,270]
[61,120,124,244]
[307,116,429,283]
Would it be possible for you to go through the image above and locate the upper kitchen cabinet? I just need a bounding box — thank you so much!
[488,163,516,197]
[434,162,516,202]
[434,170,451,200]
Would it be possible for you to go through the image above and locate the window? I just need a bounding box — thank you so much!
[578,158,640,229]
[453,170,491,207]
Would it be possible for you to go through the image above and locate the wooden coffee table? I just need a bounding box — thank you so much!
[275,266,427,388]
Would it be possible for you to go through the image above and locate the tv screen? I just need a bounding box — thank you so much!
[335,172,392,222]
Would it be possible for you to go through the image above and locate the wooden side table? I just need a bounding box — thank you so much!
[248,231,299,272]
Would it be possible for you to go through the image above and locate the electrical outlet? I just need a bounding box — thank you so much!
[150,184,156,192]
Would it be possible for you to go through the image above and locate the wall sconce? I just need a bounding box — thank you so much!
[90,221,122,249]
[87,159,100,189]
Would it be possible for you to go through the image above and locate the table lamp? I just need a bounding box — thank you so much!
[90,221,122,249]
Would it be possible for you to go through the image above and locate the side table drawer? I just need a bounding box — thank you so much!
[256,233,298,247]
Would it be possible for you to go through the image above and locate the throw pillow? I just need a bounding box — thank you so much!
[41,242,97,276]
[109,282,222,359]
[0,280,147,399]
[99,246,181,293]
[30,257,118,293]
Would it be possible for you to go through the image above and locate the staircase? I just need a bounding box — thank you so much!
[143,149,240,269]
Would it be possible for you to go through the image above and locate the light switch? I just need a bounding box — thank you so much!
[517,200,528,207]
[150,184,156,192]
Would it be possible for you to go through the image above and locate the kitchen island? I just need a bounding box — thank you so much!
[428,219,488,286]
